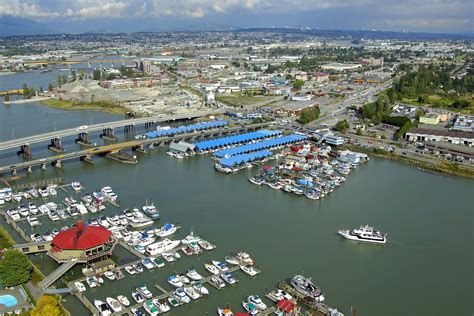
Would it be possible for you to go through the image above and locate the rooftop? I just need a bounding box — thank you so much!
[51,221,112,250]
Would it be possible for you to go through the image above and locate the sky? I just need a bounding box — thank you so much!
[0,0,473,34]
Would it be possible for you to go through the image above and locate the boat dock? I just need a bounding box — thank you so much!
[9,178,64,190]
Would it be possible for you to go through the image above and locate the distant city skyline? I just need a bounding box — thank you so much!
[0,0,473,35]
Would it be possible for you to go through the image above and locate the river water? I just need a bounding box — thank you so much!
[0,69,473,316]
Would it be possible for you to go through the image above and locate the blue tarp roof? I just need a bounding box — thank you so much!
[219,150,273,167]
[194,130,282,151]
[214,134,307,158]
[146,120,228,139]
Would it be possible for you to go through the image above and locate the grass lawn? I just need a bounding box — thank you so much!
[216,93,280,108]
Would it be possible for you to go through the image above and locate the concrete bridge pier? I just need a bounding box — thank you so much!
[124,124,136,135]
[48,137,64,152]
[80,154,94,164]
[27,166,33,174]
[17,144,31,158]
[75,132,90,145]
[41,163,47,170]
[145,121,157,130]
[101,127,117,141]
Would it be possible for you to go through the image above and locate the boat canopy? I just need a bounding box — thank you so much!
[214,134,307,158]
[219,150,273,167]
[194,130,282,151]
[297,179,314,187]
[276,299,296,313]
[146,120,227,139]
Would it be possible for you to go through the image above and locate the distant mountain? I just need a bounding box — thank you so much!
[0,15,53,36]
[237,27,474,41]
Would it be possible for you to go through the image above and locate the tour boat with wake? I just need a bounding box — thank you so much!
[338,225,387,244]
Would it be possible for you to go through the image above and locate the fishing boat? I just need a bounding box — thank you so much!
[117,295,130,307]
[74,281,86,292]
[143,299,159,316]
[204,263,219,275]
[221,272,237,285]
[186,269,202,281]
[192,281,209,295]
[248,295,267,310]
[183,286,200,300]
[167,275,184,288]
[106,297,122,313]
[142,202,160,220]
[338,225,387,244]
[210,276,225,288]
[212,260,228,272]
[94,300,111,316]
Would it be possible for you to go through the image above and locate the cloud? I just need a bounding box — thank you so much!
[0,0,472,32]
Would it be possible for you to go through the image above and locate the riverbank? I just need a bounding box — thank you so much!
[41,98,128,115]
[4,97,52,104]
[342,144,474,179]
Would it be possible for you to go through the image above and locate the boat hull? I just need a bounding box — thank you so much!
[338,230,386,244]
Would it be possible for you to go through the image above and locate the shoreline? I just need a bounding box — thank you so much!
[342,144,474,179]
[40,98,128,115]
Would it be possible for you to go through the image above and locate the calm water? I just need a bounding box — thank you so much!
[1,72,473,316]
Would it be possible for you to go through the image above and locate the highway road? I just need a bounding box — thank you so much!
[0,112,215,152]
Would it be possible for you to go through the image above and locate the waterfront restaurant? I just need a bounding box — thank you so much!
[48,221,116,263]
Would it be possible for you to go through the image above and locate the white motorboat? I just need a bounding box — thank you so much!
[106,297,122,313]
[162,252,176,262]
[94,300,111,316]
[221,272,237,285]
[183,286,200,300]
[210,276,225,288]
[290,275,322,299]
[18,204,29,217]
[28,203,38,215]
[167,275,184,288]
[181,231,201,245]
[240,265,259,276]
[174,288,190,304]
[204,263,219,275]
[236,252,254,265]
[71,181,83,191]
[156,223,177,237]
[86,277,98,288]
[186,269,202,281]
[248,295,267,310]
[117,295,130,307]
[142,202,160,220]
[45,202,58,211]
[133,264,143,273]
[197,239,216,250]
[177,274,190,284]
[338,225,387,244]
[38,188,49,198]
[146,239,181,256]
[192,281,209,295]
[242,302,259,315]
[42,232,53,241]
[143,300,159,316]
[212,260,228,272]
[30,233,43,243]
[142,257,155,269]
[74,281,86,293]
[268,289,293,302]
[104,271,116,280]
[7,209,21,221]
[249,176,265,185]
[131,291,144,303]
[48,186,57,196]
[225,256,239,265]
[217,307,234,316]
[48,211,60,221]
[136,283,153,299]
[38,204,50,214]
[153,299,170,313]
[27,216,40,227]
[124,265,136,275]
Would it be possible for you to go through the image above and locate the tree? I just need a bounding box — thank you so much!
[356,128,363,136]
[48,83,54,91]
[0,249,32,286]
[297,106,320,124]
[30,295,62,316]
[293,79,304,90]
[92,69,102,80]
[334,119,350,133]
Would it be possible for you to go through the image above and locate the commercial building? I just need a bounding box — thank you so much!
[274,100,317,116]
[321,63,362,71]
[323,133,345,146]
[405,128,474,147]
[358,57,384,67]
[311,72,330,83]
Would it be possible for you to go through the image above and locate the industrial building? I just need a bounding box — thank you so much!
[405,128,474,147]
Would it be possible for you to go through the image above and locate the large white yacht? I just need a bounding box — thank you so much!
[146,239,181,256]
[290,275,322,300]
[338,225,387,244]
